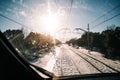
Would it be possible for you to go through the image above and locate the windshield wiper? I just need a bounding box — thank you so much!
[14,48,54,78]
[29,63,55,78]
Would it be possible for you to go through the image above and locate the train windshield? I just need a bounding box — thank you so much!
[0,0,120,77]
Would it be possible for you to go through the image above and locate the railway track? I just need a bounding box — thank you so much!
[82,52,120,73]
[52,50,63,76]
[69,47,120,73]
[52,46,81,76]
[60,47,80,76]
[65,49,82,75]
[42,45,120,76]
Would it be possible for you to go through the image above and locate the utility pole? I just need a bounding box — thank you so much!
[87,24,90,53]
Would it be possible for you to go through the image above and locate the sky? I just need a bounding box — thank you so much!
[0,0,120,42]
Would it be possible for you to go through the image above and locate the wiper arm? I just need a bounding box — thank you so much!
[16,50,54,78]
[29,63,55,78]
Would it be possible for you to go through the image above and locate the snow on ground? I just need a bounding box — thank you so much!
[52,45,80,76]
[78,47,104,56]
[32,46,61,73]
[67,48,100,74]
[32,51,54,70]
[31,44,120,77]
[70,46,120,72]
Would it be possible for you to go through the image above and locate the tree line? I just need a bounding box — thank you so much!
[3,29,61,60]
[66,25,120,60]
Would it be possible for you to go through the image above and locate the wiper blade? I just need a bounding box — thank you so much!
[30,63,55,78]
[15,49,54,78]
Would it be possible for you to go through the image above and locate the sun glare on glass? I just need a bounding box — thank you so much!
[43,14,59,34]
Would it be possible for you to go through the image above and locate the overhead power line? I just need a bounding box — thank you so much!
[91,12,120,29]
[90,3,120,24]
[0,14,27,27]
[63,0,74,35]
[69,0,73,15]
[55,0,58,8]
[64,0,73,25]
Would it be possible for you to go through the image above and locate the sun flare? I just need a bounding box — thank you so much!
[43,14,59,34]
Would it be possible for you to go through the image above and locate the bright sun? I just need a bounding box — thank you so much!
[43,14,59,34]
